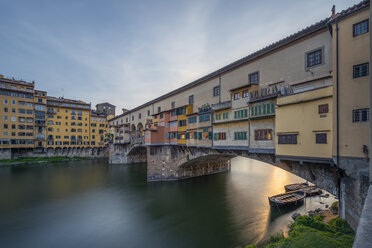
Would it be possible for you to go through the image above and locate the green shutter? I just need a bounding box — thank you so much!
[244,109,248,117]
[271,103,275,113]
[214,133,218,140]
[208,132,212,140]
[194,132,197,139]
[198,132,202,140]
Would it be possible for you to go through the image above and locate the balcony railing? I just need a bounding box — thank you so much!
[35,134,45,140]
[249,86,293,103]
[211,101,232,111]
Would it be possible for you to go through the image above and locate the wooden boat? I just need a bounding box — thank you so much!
[284,182,309,192]
[300,186,322,196]
[268,190,305,208]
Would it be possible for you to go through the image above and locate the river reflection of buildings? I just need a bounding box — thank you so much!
[225,156,305,244]
[0,161,108,213]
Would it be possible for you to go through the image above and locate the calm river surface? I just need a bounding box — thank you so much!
[0,157,336,248]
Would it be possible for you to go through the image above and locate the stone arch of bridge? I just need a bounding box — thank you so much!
[126,145,147,163]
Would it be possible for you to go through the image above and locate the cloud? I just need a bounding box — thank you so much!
[0,0,359,111]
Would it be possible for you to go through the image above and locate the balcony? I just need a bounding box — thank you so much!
[47,109,56,114]
[211,101,231,111]
[35,120,46,126]
[35,134,45,140]
[249,85,292,103]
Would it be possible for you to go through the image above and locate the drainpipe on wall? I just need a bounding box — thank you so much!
[335,18,346,219]
[219,75,222,104]
[370,3,372,183]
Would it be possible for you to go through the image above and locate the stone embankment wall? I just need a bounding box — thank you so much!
[0,147,108,159]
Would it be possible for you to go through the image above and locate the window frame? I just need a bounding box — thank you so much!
[278,134,297,144]
[315,133,327,144]
[353,63,369,78]
[353,108,369,123]
[249,71,259,84]
[353,19,369,37]
[233,92,240,100]
[305,47,324,69]
[213,86,220,97]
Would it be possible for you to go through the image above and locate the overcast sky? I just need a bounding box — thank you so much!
[0,0,359,110]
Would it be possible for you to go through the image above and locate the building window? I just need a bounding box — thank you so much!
[178,120,186,127]
[249,72,259,84]
[278,134,297,144]
[353,19,369,37]
[213,132,226,140]
[188,116,197,124]
[353,63,369,78]
[132,116,134,121]
[223,112,228,119]
[318,104,329,114]
[353,108,369,122]
[189,95,194,104]
[315,133,327,144]
[147,110,150,116]
[254,129,272,141]
[138,113,141,119]
[215,113,221,121]
[233,92,240,100]
[158,106,161,113]
[234,132,247,140]
[306,48,322,68]
[171,101,175,109]
[234,109,248,119]
[4,99,8,104]
[243,90,249,98]
[213,86,220,97]
[199,114,210,122]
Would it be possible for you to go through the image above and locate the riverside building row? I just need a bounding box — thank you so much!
[110,0,370,173]
[0,75,110,154]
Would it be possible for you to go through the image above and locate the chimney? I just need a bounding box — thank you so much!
[331,5,336,18]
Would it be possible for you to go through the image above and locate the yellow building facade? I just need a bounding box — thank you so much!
[276,86,333,162]
[46,97,108,149]
[0,77,35,149]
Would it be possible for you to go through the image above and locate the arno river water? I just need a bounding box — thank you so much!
[0,157,336,248]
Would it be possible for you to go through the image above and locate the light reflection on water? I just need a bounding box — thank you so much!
[0,157,336,248]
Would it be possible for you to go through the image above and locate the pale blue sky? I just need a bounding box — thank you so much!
[0,0,359,110]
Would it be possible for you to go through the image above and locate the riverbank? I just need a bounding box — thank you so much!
[0,156,97,166]
[243,202,355,248]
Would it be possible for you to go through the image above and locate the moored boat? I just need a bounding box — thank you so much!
[300,186,322,196]
[268,190,305,208]
[284,182,308,192]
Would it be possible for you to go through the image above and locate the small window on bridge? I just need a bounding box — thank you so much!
[278,134,297,144]
[315,133,327,144]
